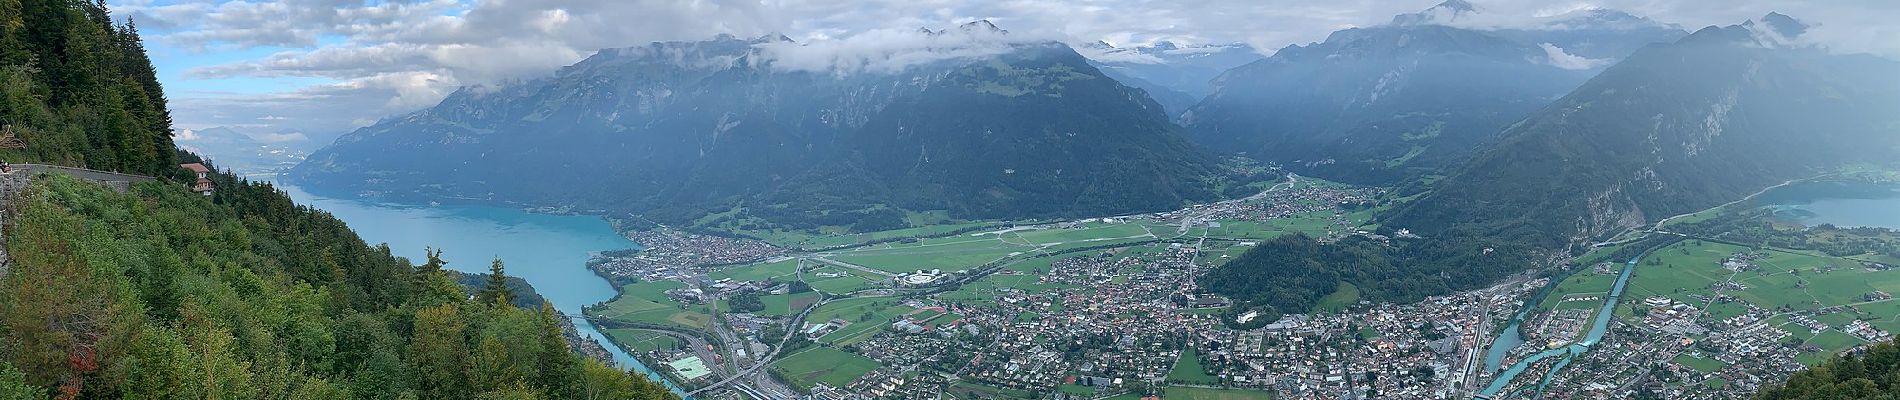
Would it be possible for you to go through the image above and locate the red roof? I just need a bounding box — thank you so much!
[180,163,210,173]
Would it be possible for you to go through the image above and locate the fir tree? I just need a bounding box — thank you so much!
[481,257,514,307]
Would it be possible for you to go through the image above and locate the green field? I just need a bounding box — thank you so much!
[1004,221,1158,245]
[772,346,881,390]
[1203,211,1350,241]
[603,329,682,353]
[758,291,822,317]
[1167,349,1221,385]
[821,221,1174,273]
[708,259,800,282]
[590,281,715,329]
[948,382,1039,399]
[1057,384,1097,396]
[1160,386,1274,400]
[1673,353,1725,373]
[807,297,913,345]
[1313,282,1361,313]
[827,236,1035,273]
[937,271,1076,306]
[1540,270,1618,310]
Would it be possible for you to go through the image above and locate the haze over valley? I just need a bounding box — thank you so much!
[5,1,1900,399]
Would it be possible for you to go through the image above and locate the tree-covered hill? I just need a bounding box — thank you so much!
[1753,342,1900,400]
[1,172,676,399]
[1384,14,1900,249]
[0,0,176,176]
[0,0,677,398]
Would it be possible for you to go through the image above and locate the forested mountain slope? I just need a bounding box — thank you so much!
[292,25,1221,230]
[0,0,176,176]
[0,1,676,398]
[1752,342,1900,399]
[1182,2,1682,183]
[1385,14,1900,248]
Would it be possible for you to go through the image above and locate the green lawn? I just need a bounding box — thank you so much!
[757,291,822,317]
[828,237,1034,273]
[948,382,1038,400]
[807,297,913,345]
[1540,271,1618,310]
[937,271,1076,306]
[1160,386,1273,400]
[1313,282,1361,313]
[590,281,715,329]
[708,259,800,282]
[1007,222,1156,245]
[808,274,878,294]
[1057,384,1097,396]
[772,347,881,390]
[602,329,681,353]
[1673,353,1725,373]
[1167,349,1221,385]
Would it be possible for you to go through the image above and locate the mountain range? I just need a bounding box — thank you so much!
[177,126,340,178]
[1080,41,1263,119]
[1181,1,1685,183]
[1385,12,1900,247]
[292,22,1223,231]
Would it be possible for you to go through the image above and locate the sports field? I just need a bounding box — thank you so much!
[771,346,881,389]
[603,328,682,352]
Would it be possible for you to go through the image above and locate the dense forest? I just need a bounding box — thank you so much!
[0,0,677,398]
[1753,342,1900,399]
[1201,234,1532,321]
[0,0,176,176]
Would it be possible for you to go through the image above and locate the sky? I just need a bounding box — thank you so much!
[110,0,1900,137]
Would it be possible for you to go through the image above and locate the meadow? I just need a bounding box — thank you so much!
[771,346,882,389]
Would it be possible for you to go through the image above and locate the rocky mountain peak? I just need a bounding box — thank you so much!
[1392,0,1479,26]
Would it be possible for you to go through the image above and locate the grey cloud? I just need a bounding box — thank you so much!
[133,0,1900,134]
[756,24,1041,75]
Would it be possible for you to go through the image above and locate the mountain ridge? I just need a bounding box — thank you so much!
[293,27,1224,230]
[1180,3,1684,184]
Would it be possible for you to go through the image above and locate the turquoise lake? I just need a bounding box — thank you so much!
[274,183,687,394]
[1753,181,1900,230]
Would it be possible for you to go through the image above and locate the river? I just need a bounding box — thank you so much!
[273,183,690,396]
[1478,256,1638,398]
[1477,180,1900,397]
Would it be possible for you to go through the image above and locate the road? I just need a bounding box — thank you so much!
[13,163,158,184]
[686,290,841,398]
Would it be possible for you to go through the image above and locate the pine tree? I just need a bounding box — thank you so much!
[532,303,577,399]
[413,247,447,294]
[410,303,469,400]
[470,336,521,393]
[480,258,514,307]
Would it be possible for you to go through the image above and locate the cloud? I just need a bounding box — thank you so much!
[252,132,310,143]
[1539,43,1609,69]
[755,23,1040,75]
[122,0,1900,134]
[175,128,200,141]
